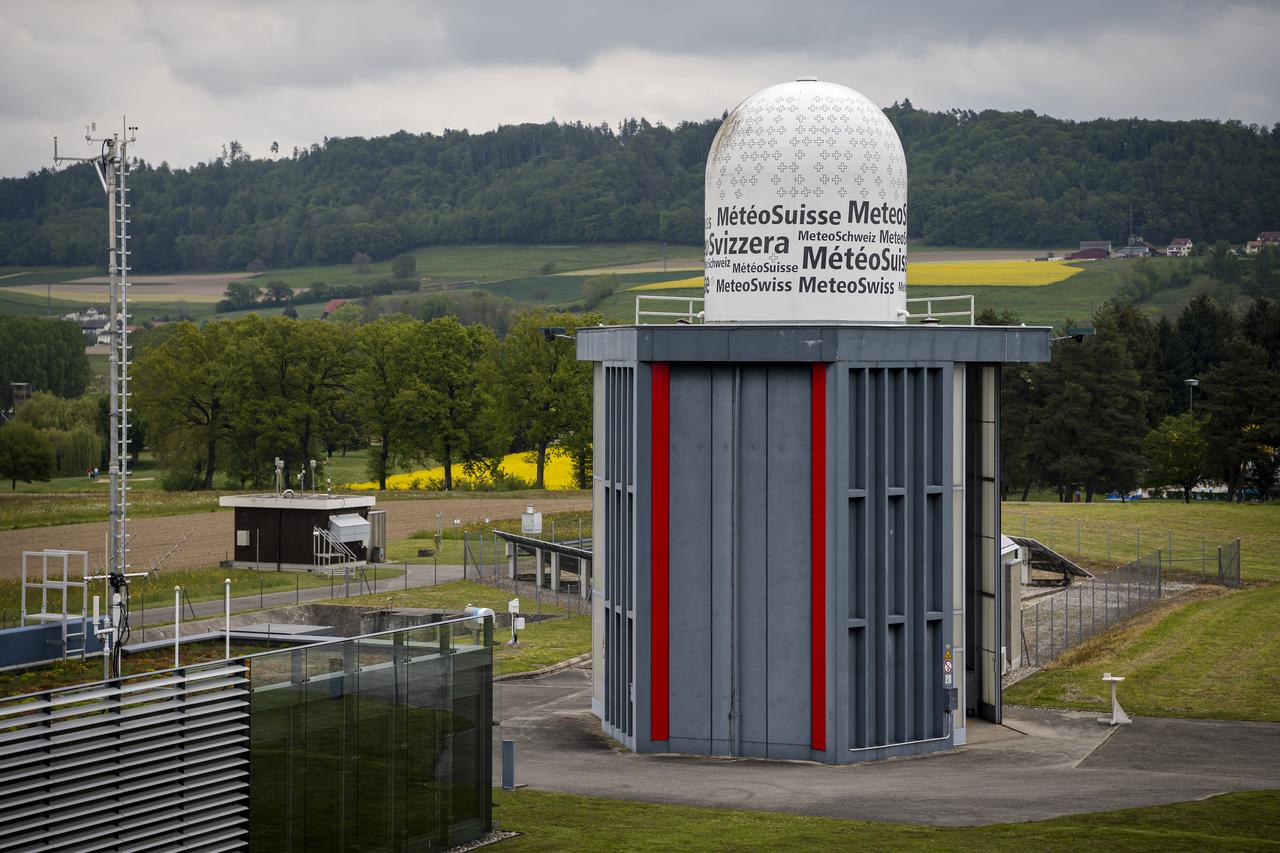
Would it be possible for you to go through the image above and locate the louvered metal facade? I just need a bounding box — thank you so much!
[0,663,251,851]
[0,615,493,851]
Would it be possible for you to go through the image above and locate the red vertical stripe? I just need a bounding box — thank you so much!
[650,362,670,743]
[810,362,828,752]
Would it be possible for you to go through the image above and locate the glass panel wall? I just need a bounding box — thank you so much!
[247,616,493,851]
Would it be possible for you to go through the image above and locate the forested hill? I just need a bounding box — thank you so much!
[2,105,1279,273]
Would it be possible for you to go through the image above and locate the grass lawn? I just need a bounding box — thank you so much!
[1003,500,1280,580]
[322,580,588,675]
[1005,583,1280,722]
[383,509,592,566]
[0,640,274,697]
[326,579,565,616]
[0,490,225,531]
[0,564,384,628]
[497,615,590,675]
[493,788,1280,851]
[5,452,173,494]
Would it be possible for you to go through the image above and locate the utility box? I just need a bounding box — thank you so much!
[578,323,1050,764]
[368,509,387,563]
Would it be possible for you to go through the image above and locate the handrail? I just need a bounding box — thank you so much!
[905,294,974,325]
[635,294,705,325]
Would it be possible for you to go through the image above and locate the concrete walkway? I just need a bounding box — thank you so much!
[497,665,1280,826]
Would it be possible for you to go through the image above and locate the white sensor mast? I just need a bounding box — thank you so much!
[54,118,143,678]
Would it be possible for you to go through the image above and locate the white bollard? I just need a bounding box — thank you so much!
[1098,673,1132,726]
[224,578,232,659]
[174,586,182,668]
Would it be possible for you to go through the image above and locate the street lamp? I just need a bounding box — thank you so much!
[1184,378,1199,413]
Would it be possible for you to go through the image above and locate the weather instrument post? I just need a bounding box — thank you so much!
[55,119,147,679]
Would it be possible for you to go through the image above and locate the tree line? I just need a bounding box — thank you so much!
[4,107,1279,271]
[997,294,1280,502]
[130,310,594,492]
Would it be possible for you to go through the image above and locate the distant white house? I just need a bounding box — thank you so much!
[1246,240,1263,255]
[1167,237,1193,257]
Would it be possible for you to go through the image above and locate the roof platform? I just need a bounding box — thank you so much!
[219,493,375,510]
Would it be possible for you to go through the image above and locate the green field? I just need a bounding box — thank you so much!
[495,788,1280,851]
[218,243,702,293]
[475,270,694,309]
[2,251,1218,329]
[0,266,100,287]
[1005,583,1280,722]
[1003,500,1280,580]
[0,491,225,531]
[0,563,388,632]
[0,287,85,316]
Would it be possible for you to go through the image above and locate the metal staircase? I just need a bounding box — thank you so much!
[312,527,366,572]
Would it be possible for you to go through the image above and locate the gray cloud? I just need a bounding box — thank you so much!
[0,1,1276,177]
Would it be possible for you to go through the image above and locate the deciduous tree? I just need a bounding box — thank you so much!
[1141,413,1209,502]
[0,420,55,490]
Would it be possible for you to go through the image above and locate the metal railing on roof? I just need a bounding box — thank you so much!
[635,294,705,324]
[634,293,975,325]
[905,294,974,325]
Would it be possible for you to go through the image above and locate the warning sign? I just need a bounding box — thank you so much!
[943,644,955,688]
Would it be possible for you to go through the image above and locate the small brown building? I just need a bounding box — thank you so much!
[219,493,376,570]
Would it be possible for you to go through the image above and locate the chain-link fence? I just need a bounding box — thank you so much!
[1217,538,1241,588]
[1019,549,1163,669]
[1006,512,1248,586]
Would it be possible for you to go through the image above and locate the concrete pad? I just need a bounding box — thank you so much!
[496,667,1280,826]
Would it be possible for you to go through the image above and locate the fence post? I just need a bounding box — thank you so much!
[1104,576,1109,628]
[1035,601,1040,666]
[1078,586,1083,640]
[1137,527,1141,565]
[1064,588,1069,649]
[1167,531,1172,572]
[1050,593,1055,660]
[174,585,182,668]
[1236,538,1242,588]
[1157,556,1162,599]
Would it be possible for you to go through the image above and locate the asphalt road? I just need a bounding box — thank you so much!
[497,666,1280,826]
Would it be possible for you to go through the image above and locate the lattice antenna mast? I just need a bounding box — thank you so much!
[55,119,145,678]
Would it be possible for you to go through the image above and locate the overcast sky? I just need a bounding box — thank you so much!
[2,1,1278,178]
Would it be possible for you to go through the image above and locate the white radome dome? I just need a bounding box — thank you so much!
[704,79,908,324]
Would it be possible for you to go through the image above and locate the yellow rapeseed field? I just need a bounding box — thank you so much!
[346,451,578,490]
[630,276,705,291]
[906,260,1081,287]
[628,262,1079,292]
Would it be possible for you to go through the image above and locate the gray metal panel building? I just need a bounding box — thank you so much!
[580,324,1051,764]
